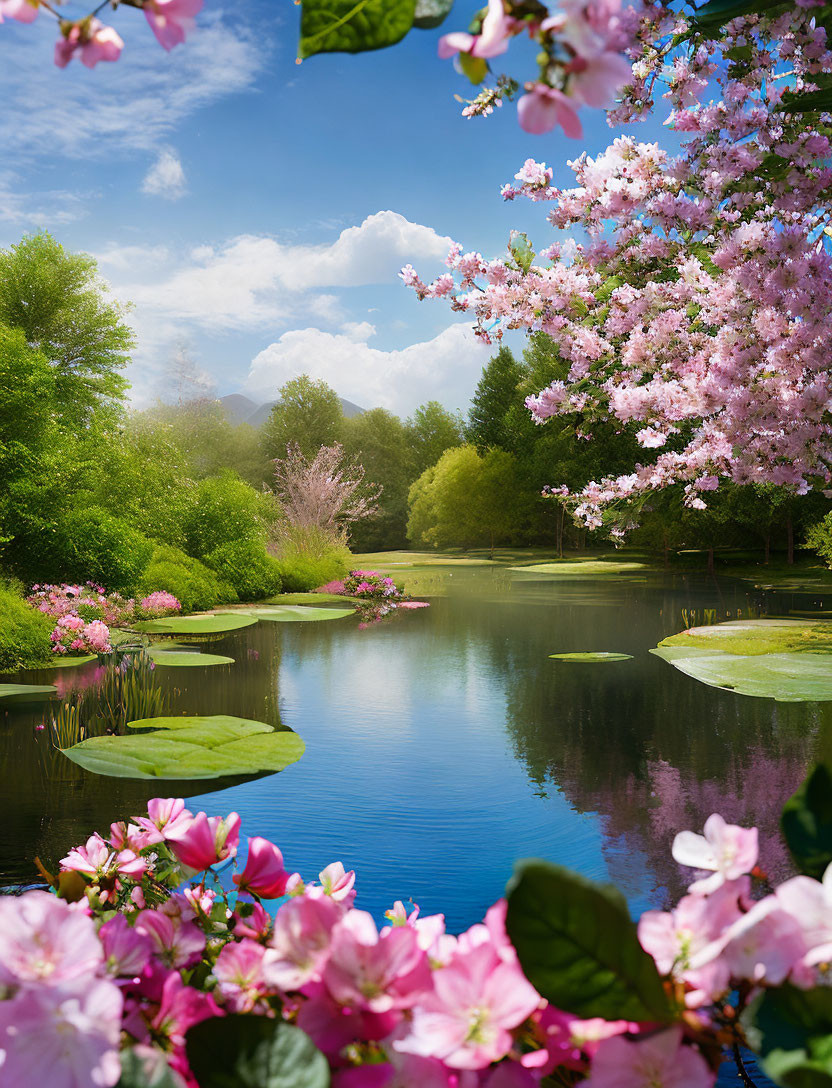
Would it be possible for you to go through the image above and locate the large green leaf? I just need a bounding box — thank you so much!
[299,0,416,58]
[186,1015,330,1088]
[118,1047,184,1088]
[505,860,674,1022]
[0,682,57,703]
[651,646,832,702]
[133,614,258,635]
[753,985,832,1088]
[147,648,235,667]
[38,654,98,669]
[549,652,633,662]
[691,0,782,28]
[61,715,304,780]
[782,764,832,879]
[229,606,354,623]
[413,0,454,29]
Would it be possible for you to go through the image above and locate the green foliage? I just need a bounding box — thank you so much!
[138,545,238,613]
[505,859,674,1022]
[752,984,832,1088]
[342,408,413,550]
[467,346,525,453]
[0,586,54,674]
[808,514,832,568]
[0,682,56,702]
[782,763,832,879]
[262,376,343,462]
[186,1015,330,1088]
[274,526,351,592]
[405,400,464,477]
[0,232,132,421]
[204,540,283,602]
[133,613,256,636]
[299,0,417,58]
[651,645,832,702]
[181,471,276,559]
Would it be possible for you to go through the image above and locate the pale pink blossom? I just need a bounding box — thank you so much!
[134,797,193,844]
[0,0,38,23]
[214,939,270,1012]
[319,861,356,904]
[99,915,151,980]
[54,20,124,69]
[438,0,511,60]
[776,864,832,985]
[582,1027,715,1088]
[144,0,202,51]
[0,891,103,990]
[518,85,583,138]
[264,895,342,991]
[135,909,205,969]
[672,815,758,893]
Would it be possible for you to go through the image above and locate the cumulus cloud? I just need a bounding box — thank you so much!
[0,170,91,229]
[243,323,491,414]
[142,150,187,199]
[116,211,452,329]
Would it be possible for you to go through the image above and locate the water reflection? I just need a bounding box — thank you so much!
[1,568,827,931]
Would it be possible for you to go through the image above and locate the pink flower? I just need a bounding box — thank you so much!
[135,909,205,969]
[214,939,270,1012]
[134,797,193,844]
[166,810,241,871]
[672,815,759,893]
[61,833,146,882]
[582,1027,715,1088]
[54,20,124,69]
[0,0,39,23]
[396,940,539,1069]
[776,864,832,985]
[144,0,202,51]
[149,970,221,1056]
[324,909,432,1013]
[234,901,274,942]
[438,0,511,59]
[720,897,807,985]
[568,50,633,108]
[233,836,289,899]
[0,980,123,1088]
[0,890,103,990]
[518,85,583,138]
[264,895,342,991]
[319,861,356,904]
[99,915,151,980]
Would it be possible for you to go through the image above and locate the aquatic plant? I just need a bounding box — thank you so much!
[5,764,832,1087]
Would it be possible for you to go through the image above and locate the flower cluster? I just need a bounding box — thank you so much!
[138,591,182,618]
[342,570,403,601]
[3,797,832,1088]
[50,614,113,656]
[28,583,136,627]
[405,6,832,529]
[0,0,201,68]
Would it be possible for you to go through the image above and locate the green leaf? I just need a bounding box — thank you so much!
[413,0,454,29]
[186,1014,330,1088]
[133,613,258,635]
[37,654,98,669]
[228,606,354,623]
[118,1047,184,1088]
[146,648,235,667]
[299,0,416,58]
[651,647,832,703]
[459,50,488,85]
[505,859,674,1022]
[509,231,535,274]
[61,715,305,780]
[0,682,56,703]
[691,0,781,28]
[782,764,832,879]
[781,87,832,114]
[548,652,633,662]
[753,984,832,1088]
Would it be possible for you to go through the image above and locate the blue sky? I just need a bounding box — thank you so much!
[0,1,673,415]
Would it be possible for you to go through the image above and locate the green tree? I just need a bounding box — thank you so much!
[342,408,412,550]
[406,400,465,476]
[261,375,343,462]
[467,345,524,452]
[0,232,133,422]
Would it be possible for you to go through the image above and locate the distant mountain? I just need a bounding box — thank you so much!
[220,393,364,428]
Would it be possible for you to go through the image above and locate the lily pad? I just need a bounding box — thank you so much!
[658,618,832,657]
[651,646,832,702]
[133,614,258,635]
[549,652,633,662]
[37,655,98,669]
[509,560,651,578]
[146,648,235,667]
[61,714,305,780]
[0,683,57,703]
[227,606,355,623]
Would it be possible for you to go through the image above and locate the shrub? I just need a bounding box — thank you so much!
[273,526,351,592]
[0,579,54,672]
[204,541,282,602]
[807,513,832,567]
[29,507,154,594]
[137,545,237,613]
[181,471,277,559]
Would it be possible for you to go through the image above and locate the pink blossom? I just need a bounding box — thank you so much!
[134,797,193,843]
[214,939,270,1012]
[518,85,583,138]
[61,833,146,882]
[144,0,202,51]
[233,836,289,899]
[438,0,511,60]
[263,895,342,991]
[135,909,205,969]
[149,970,221,1067]
[672,815,759,893]
[582,1027,715,1088]
[720,897,808,985]
[0,890,103,990]
[0,0,39,23]
[568,50,633,109]
[99,915,151,980]
[234,901,274,942]
[166,810,241,870]
[776,864,832,985]
[319,861,356,904]
[54,20,124,69]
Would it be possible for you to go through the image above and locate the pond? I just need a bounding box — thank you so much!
[2,562,830,934]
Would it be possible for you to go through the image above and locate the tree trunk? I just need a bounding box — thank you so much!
[489,529,495,561]
[707,547,715,575]
[787,515,794,565]
[764,533,770,566]
[557,505,565,559]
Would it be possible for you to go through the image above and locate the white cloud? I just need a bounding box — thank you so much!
[243,323,491,414]
[95,243,171,270]
[0,14,262,160]
[0,170,90,228]
[341,320,376,341]
[142,150,187,199]
[115,211,452,329]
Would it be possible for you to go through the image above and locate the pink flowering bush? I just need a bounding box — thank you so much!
[28,583,136,627]
[50,614,113,656]
[342,570,403,602]
[137,591,182,618]
[3,762,832,1087]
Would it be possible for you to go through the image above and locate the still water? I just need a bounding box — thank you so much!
[2,564,829,931]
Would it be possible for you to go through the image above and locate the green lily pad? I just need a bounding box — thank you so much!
[658,618,832,656]
[549,652,633,662]
[227,606,355,623]
[133,614,258,635]
[0,683,57,703]
[509,560,650,578]
[651,646,832,702]
[61,714,305,780]
[37,655,98,669]
[146,648,235,667]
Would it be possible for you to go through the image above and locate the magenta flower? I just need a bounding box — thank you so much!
[438,0,511,60]
[134,797,193,844]
[61,833,146,882]
[517,84,583,138]
[0,980,123,1088]
[263,895,342,991]
[397,940,539,1069]
[0,890,103,990]
[144,0,202,51]
[135,909,205,969]
[54,21,124,70]
[672,814,759,894]
[166,810,241,871]
[149,970,222,1077]
[99,915,151,980]
[233,836,289,899]
[214,939,270,1012]
[233,901,274,942]
[324,909,432,1013]
[582,1027,715,1088]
